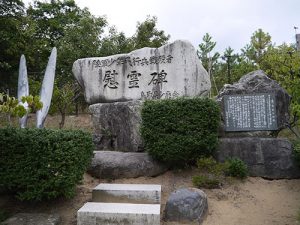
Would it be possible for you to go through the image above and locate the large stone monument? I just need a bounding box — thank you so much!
[73,40,211,152]
[216,70,300,179]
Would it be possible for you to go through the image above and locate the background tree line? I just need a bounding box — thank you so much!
[1,0,299,128]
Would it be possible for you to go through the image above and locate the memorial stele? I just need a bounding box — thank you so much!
[72,40,211,104]
[224,93,278,131]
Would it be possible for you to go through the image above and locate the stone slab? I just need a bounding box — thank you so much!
[216,137,300,179]
[88,151,168,179]
[77,202,160,225]
[92,183,161,204]
[2,213,60,225]
[73,40,210,104]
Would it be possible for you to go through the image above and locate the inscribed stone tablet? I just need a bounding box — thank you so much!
[224,93,277,131]
[72,40,210,104]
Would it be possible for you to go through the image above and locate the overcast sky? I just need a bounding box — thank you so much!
[24,0,300,53]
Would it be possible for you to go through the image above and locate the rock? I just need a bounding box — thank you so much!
[164,188,208,224]
[18,55,29,128]
[90,100,143,152]
[36,47,57,128]
[2,213,60,225]
[216,137,300,179]
[73,40,210,104]
[88,151,168,179]
[216,70,291,137]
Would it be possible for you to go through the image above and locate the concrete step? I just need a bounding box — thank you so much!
[77,202,160,225]
[92,183,161,204]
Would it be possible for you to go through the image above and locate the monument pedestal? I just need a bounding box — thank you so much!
[90,100,143,152]
[216,137,300,179]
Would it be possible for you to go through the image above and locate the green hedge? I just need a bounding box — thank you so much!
[141,97,220,167]
[0,127,94,201]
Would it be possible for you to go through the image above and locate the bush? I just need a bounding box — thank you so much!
[0,127,94,201]
[196,156,224,176]
[192,175,220,189]
[292,140,300,167]
[141,97,220,167]
[224,158,248,179]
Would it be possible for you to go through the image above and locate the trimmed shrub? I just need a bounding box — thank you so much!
[224,158,248,179]
[141,97,220,167]
[0,127,94,201]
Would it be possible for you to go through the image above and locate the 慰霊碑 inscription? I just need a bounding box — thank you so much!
[72,40,211,104]
[224,93,277,131]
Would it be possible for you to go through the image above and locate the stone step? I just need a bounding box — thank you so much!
[77,202,160,225]
[92,183,161,204]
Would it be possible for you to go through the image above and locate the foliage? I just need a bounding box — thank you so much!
[99,26,134,56]
[193,156,248,189]
[292,139,300,167]
[141,98,220,167]
[259,44,300,119]
[247,28,272,64]
[132,16,170,49]
[224,158,248,179]
[192,175,220,189]
[0,92,42,118]
[196,156,225,176]
[197,33,220,72]
[50,82,77,128]
[0,127,94,201]
[0,0,26,93]
[0,209,9,223]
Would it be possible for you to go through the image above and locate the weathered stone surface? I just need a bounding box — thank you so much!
[18,55,29,128]
[36,47,57,128]
[90,100,143,152]
[88,151,168,179]
[216,70,291,137]
[164,188,208,223]
[2,213,60,225]
[77,202,160,225]
[92,183,161,204]
[73,40,210,104]
[216,137,300,179]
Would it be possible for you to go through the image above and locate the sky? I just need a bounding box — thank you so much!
[24,0,300,53]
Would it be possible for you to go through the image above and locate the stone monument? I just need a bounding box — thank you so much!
[17,55,29,128]
[73,40,211,152]
[17,48,57,129]
[216,70,300,179]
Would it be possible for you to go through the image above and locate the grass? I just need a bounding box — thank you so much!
[0,113,93,132]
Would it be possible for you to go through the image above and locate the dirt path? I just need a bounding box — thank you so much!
[1,170,300,225]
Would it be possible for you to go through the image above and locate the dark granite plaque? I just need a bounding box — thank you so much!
[224,93,277,131]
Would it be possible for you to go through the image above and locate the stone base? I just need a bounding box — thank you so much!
[88,151,168,179]
[77,202,160,225]
[216,137,300,179]
[89,101,143,152]
[92,183,161,204]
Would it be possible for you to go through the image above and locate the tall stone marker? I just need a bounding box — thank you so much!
[73,40,211,104]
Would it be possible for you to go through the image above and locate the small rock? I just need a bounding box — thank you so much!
[2,213,60,225]
[164,188,208,224]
